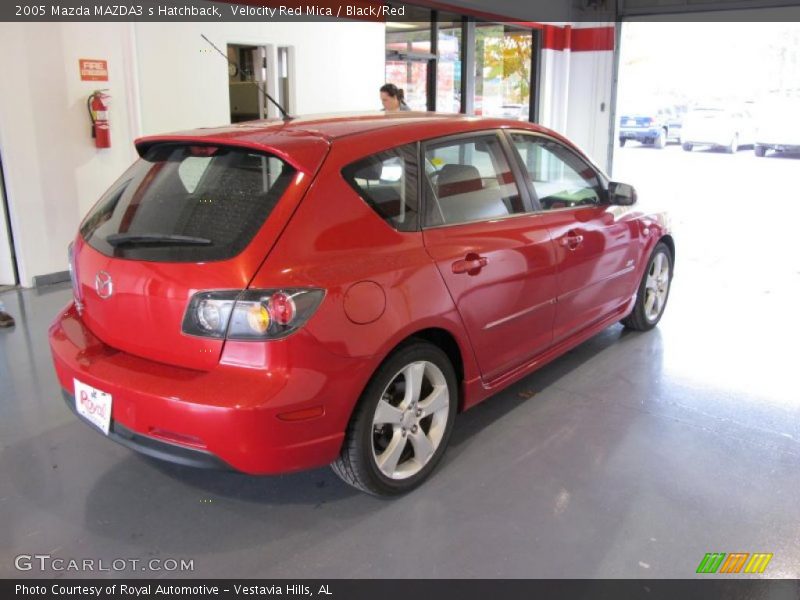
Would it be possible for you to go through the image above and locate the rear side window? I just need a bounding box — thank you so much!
[342,144,419,232]
[80,144,296,262]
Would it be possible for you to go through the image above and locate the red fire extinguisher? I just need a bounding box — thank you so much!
[87,90,111,148]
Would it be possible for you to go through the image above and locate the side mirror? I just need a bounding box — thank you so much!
[608,181,637,206]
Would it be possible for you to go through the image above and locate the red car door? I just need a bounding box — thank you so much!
[421,132,559,382]
[507,132,640,343]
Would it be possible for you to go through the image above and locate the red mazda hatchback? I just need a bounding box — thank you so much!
[49,113,673,495]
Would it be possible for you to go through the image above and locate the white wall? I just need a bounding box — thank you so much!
[564,48,615,170]
[136,21,384,134]
[537,24,616,173]
[0,21,384,286]
[0,23,139,287]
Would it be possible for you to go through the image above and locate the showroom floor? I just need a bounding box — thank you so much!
[1,145,799,579]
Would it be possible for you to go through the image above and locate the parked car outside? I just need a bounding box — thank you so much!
[49,113,674,496]
[681,104,755,153]
[754,92,800,157]
[618,108,674,148]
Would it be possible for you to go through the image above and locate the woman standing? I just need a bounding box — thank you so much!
[380,83,411,112]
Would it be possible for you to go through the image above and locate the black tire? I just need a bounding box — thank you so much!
[622,242,673,332]
[654,129,667,149]
[331,341,458,496]
[619,138,627,147]
[754,145,767,157]
[682,142,693,152]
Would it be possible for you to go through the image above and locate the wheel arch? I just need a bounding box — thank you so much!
[354,326,470,418]
[659,234,676,268]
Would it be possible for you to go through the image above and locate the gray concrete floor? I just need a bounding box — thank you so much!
[2,144,800,579]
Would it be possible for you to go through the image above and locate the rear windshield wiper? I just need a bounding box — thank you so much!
[105,233,212,247]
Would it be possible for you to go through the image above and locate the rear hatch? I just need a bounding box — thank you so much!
[71,139,327,370]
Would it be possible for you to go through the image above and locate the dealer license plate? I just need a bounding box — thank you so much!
[625,119,636,126]
[74,378,112,435]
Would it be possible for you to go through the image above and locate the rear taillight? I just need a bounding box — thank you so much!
[67,241,84,314]
[182,289,324,340]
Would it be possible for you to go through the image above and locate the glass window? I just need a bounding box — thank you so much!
[423,135,524,227]
[474,25,533,120]
[80,144,295,262]
[384,59,428,111]
[385,21,433,111]
[437,19,463,114]
[342,144,420,232]
[510,134,604,210]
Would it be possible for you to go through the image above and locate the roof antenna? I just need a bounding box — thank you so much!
[201,34,292,121]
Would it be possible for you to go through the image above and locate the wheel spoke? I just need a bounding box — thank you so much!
[419,385,448,418]
[377,430,407,476]
[644,290,656,315]
[402,362,426,407]
[374,399,403,426]
[646,273,657,290]
[653,253,664,276]
[409,429,435,465]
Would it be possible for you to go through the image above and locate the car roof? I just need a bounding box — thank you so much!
[134,112,565,174]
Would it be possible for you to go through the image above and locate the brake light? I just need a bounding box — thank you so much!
[269,292,296,325]
[182,289,324,340]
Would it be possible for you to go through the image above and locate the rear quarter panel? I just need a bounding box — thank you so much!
[246,136,482,393]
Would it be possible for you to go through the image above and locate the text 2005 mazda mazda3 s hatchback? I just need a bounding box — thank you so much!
[49,113,674,496]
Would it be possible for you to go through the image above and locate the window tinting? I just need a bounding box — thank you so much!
[80,144,296,262]
[511,134,604,210]
[342,144,420,232]
[423,135,524,227]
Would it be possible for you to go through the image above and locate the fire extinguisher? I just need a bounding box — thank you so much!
[87,90,111,148]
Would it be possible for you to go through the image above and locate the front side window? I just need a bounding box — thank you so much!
[510,134,605,210]
[342,144,420,232]
[80,144,296,262]
[423,134,524,227]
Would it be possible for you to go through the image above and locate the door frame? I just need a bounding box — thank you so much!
[0,149,20,286]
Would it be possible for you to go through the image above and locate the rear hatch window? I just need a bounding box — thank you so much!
[80,144,296,262]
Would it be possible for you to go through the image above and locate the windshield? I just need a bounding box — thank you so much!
[80,144,296,262]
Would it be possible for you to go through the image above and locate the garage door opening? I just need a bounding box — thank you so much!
[610,20,800,411]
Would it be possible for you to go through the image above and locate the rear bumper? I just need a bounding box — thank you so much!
[49,303,375,475]
[61,389,232,470]
[620,128,661,141]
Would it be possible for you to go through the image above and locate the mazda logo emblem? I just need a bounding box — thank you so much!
[95,271,113,299]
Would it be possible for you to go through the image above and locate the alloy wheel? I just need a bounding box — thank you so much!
[371,361,450,480]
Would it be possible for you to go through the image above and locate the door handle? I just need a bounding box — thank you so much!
[452,253,488,275]
[559,232,584,250]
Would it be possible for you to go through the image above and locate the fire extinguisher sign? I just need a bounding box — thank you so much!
[79,59,108,82]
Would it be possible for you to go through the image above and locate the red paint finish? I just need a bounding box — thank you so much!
[570,26,615,52]
[542,25,615,52]
[536,207,640,343]
[423,215,558,381]
[49,113,671,475]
